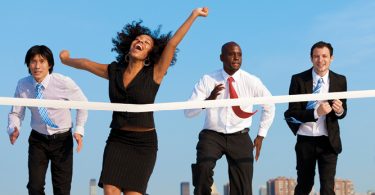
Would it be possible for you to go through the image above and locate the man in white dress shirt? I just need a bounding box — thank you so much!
[185,42,275,195]
[7,45,88,195]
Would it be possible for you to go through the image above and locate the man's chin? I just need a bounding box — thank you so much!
[231,65,241,70]
[32,74,46,82]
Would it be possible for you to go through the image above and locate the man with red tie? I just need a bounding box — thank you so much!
[185,41,275,195]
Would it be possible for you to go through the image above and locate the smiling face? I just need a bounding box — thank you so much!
[221,42,242,75]
[28,54,51,83]
[311,46,333,77]
[129,34,154,61]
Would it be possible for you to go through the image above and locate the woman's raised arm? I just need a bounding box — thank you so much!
[60,50,109,79]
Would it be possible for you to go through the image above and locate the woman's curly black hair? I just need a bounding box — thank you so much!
[112,20,178,67]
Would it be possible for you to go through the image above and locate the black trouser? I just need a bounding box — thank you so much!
[192,129,254,195]
[294,135,338,195]
[27,130,73,195]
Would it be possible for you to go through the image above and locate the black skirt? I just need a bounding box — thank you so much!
[98,128,158,194]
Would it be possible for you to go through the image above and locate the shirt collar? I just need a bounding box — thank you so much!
[312,69,329,84]
[33,73,51,89]
[221,69,241,82]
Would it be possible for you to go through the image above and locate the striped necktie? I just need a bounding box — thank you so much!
[306,77,323,109]
[285,77,323,124]
[35,84,58,128]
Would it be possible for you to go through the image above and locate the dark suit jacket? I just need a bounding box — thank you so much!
[284,68,347,154]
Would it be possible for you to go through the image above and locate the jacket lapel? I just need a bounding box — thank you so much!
[304,68,313,94]
[328,70,337,92]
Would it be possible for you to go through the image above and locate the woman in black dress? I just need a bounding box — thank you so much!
[59,7,208,195]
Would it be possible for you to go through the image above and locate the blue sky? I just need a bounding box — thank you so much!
[1,1,374,194]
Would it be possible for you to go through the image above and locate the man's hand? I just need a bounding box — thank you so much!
[9,127,20,145]
[206,84,225,100]
[317,101,332,117]
[331,99,344,114]
[253,135,264,161]
[73,133,83,153]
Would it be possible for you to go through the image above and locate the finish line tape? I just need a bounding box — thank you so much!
[1,90,374,112]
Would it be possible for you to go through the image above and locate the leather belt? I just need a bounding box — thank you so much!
[232,128,249,135]
[31,129,71,140]
[204,128,249,135]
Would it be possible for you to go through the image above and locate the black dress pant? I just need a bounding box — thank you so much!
[27,130,73,195]
[294,135,337,195]
[192,129,254,195]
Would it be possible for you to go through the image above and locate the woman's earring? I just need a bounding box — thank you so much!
[125,53,130,62]
[144,57,150,66]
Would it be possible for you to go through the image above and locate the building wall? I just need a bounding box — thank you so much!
[181,182,190,195]
[89,179,97,195]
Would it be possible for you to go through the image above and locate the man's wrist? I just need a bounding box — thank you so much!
[335,109,344,116]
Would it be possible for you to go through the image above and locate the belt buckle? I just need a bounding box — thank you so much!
[44,133,57,140]
[44,134,52,140]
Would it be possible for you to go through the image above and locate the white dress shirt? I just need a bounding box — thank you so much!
[8,73,88,136]
[184,69,275,137]
[297,70,329,136]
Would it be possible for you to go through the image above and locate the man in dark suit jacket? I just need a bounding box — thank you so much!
[284,41,347,195]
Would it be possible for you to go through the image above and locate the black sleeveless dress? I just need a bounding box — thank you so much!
[98,62,159,194]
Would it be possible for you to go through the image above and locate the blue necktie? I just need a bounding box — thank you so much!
[306,78,323,109]
[285,77,323,124]
[35,84,58,128]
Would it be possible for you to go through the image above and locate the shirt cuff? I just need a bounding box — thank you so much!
[7,126,16,136]
[314,108,319,119]
[258,128,268,138]
[74,126,85,137]
[335,110,344,117]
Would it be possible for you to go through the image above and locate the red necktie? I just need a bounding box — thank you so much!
[227,77,257,118]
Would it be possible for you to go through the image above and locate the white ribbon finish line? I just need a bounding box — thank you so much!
[1,90,374,112]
